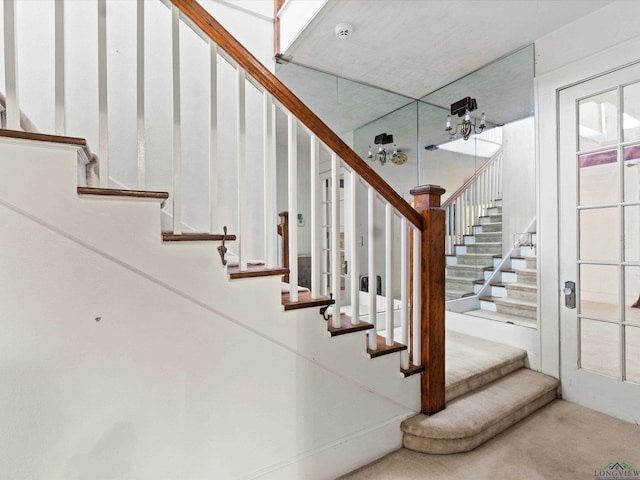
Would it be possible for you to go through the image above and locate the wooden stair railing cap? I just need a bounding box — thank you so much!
[410,184,446,209]
[170,0,423,231]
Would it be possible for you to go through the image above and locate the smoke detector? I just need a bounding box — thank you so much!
[335,23,353,39]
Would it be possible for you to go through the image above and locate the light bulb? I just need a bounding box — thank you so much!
[446,115,452,130]
[368,146,372,159]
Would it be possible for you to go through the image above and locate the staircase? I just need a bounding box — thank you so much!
[445,202,503,300]
[465,237,538,327]
[401,331,558,453]
[0,2,449,477]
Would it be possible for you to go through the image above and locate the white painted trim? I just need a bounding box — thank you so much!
[54,0,66,135]
[536,35,640,379]
[97,0,109,188]
[3,0,19,130]
[136,0,145,189]
[171,5,182,234]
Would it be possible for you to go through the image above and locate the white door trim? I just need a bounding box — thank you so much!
[536,36,640,380]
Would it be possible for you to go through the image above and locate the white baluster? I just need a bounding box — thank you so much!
[368,187,377,350]
[55,0,66,135]
[287,114,298,300]
[349,170,359,324]
[209,41,218,232]
[400,217,409,370]
[237,68,247,267]
[171,5,182,233]
[136,0,145,188]
[330,153,341,328]
[263,92,275,268]
[98,0,109,187]
[412,227,421,366]
[385,204,394,347]
[3,0,19,130]
[310,135,320,298]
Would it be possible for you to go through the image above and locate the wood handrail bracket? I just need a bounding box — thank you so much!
[171,0,423,231]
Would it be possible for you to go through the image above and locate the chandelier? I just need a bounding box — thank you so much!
[445,97,486,141]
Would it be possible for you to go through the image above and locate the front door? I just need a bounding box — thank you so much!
[559,62,640,421]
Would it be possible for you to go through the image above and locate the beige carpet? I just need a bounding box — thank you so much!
[339,400,640,480]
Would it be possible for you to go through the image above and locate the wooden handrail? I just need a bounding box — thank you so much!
[171,0,423,231]
[441,151,501,208]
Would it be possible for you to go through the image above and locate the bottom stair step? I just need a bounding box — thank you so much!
[401,369,558,454]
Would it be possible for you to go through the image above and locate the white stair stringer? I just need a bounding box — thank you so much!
[0,137,419,479]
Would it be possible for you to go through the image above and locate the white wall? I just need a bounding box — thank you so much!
[0,138,419,479]
[501,117,535,254]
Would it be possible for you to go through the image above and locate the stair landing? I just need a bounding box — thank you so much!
[402,331,558,454]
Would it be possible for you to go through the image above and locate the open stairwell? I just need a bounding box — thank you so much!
[401,331,558,454]
[445,201,503,300]
[466,238,538,327]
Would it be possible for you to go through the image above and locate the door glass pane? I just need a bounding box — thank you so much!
[624,206,640,261]
[579,149,618,205]
[580,318,619,378]
[623,144,640,202]
[625,326,640,384]
[623,81,640,142]
[579,208,619,261]
[624,266,640,325]
[579,89,618,151]
[580,264,619,320]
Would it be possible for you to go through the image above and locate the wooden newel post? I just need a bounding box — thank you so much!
[410,184,446,415]
[278,211,290,282]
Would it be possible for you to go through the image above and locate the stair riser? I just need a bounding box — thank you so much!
[403,389,557,454]
[446,256,458,266]
[487,207,502,215]
[491,286,508,298]
[526,257,537,269]
[480,300,497,312]
[511,258,528,270]
[487,271,517,283]
[445,357,524,403]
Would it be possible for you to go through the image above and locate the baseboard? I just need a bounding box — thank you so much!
[246,413,411,480]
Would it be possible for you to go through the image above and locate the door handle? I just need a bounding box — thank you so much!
[563,281,576,309]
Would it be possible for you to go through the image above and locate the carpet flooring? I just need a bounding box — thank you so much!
[339,400,640,480]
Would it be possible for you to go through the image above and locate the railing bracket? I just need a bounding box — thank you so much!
[319,293,333,321]
[218,226,228,266]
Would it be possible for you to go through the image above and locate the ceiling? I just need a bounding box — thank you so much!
[283,0,613,99]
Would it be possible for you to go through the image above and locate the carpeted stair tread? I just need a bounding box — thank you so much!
[493,296,536,309]
[401,369,558,454]
[445,331,526,402]
[464,309,538,328]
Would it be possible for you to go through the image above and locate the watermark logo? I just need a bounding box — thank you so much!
[594,462,640,479]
